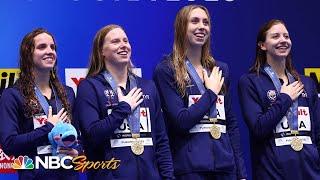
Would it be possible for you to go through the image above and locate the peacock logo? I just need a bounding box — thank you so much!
[11,155,34,169]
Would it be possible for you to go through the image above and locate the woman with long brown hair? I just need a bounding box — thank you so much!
[0,28,80,179]
[153,4,247,180]
[238,19,320,179]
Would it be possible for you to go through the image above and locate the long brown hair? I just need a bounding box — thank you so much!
[250,19,300,80]
[172,5,216,97]
[17,28,71,121]
[87,24,133,77]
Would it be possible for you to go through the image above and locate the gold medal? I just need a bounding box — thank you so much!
[131,134,144,155]
[291,137,303,151]
[210,125,221,139]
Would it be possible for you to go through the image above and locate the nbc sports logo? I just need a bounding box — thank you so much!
[11,156,34,169]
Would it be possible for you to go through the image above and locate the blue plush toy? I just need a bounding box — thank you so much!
[48,121,78,157]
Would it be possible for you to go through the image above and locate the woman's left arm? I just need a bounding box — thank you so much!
[309,80,320,153]
[151,82,174,180]
[67,86,83,156]
[223,64,247,179]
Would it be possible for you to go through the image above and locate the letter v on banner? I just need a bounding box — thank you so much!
[65,68,142,95]
[65,68,88,95]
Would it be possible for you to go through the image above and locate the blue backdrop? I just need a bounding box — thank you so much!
[1,1,320,179]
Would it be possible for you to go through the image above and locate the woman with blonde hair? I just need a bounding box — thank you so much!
[74,24,174,179]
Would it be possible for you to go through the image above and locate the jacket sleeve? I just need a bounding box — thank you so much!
[309,79,320,154]
[0,89,54,156]
[153,62,217,134]
[66,86,83,155]
[222,65,247,179]
[238,75,293,140]
[73,79,131,146]
[151,82,175,179]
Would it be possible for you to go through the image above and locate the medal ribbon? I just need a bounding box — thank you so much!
[103,71,141,135]
[264,65,298,132]
[185,60,217,119]
[34,83,62,117]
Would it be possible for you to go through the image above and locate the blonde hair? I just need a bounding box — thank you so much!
[87,24,134,77]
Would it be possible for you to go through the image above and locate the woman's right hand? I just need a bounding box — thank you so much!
[117,87,143,111]
[203,66,225,95]
[280,81,304,101]
[47,107,67,126]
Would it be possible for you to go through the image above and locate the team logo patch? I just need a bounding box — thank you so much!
[104,90,110,100]
[104,89,117,107]
[301,90,308,98]
[267,90,277,102]
[104,89,115,99]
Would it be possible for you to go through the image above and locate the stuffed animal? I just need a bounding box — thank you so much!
[48,121,78,157]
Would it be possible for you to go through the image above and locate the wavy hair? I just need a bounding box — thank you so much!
[17,28,71,121]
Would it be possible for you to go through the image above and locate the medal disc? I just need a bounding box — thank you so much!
[291,137,303,151]
[131,139,144,155]
[210,125,221,139]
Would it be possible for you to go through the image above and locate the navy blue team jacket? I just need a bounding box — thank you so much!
[0,83,79,179]
[153,57,247,179]
[238,68,320,180]
[73,72,174,180]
